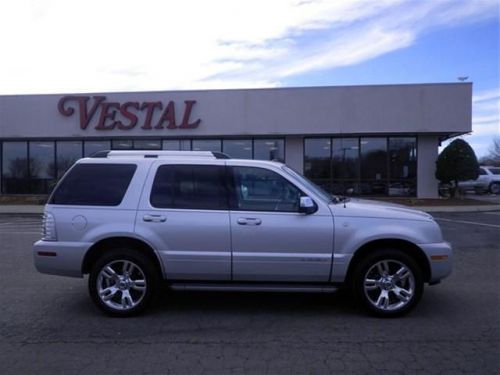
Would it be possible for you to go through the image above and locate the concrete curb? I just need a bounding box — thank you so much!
[0,205,44,214]
[0,204,499,215]
[418,205,500,213]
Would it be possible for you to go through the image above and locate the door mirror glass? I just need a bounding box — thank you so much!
[299,196,317,214]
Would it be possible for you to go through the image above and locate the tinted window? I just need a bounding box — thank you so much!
[50,164,136,206]
[230,167,301,212]
[150,165,227,210]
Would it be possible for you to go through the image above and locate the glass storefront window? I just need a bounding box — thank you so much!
[84,141,111,157]
[223,140,252,159]
[134,140,161,150]
[304,138,331,192]
[254,139,284,162]
[29,142,56,194]
[332,138,359,194]
[2,142,29,193]
[162,140,181,150]
[388,137,417,196]
[360,138,387,195]
[57,141,82,179]
[192,139,221,152]
[112,140,133,149]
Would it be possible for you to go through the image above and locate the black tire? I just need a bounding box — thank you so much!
[489,182,500,195]
[351,249,424,317]
[88,248,159,317]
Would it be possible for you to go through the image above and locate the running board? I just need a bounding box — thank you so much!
[169,282,338,293]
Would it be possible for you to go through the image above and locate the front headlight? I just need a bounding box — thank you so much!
[41,212,57,241]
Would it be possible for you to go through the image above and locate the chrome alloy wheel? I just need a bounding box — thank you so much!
[96,260,147,311]
[363,259,415,312]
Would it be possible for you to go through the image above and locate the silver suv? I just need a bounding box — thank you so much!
[33,150,452,317]
[459,166,500,194]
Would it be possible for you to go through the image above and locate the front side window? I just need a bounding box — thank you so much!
[150,165,227,210]
[230,166,302,212]
[50,163,137,206]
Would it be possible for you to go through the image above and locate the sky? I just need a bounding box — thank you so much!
[0,0,498,157]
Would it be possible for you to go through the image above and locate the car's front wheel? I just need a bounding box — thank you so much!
[352,249,424,317]
[89,249,159,316]
[489,182,500,195]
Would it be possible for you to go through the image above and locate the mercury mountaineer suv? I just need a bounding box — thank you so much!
[33,150,452,317]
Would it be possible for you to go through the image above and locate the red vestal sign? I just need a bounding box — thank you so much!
[58,96,201,130]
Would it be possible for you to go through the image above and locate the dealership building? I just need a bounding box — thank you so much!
[0,83,471,198]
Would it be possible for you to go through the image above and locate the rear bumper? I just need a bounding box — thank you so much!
[419,241,453,283]
[33,240,91,278]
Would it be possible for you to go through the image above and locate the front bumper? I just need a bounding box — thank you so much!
[419,241,453,283]
[33,240,92,278]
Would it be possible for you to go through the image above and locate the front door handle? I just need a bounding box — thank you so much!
[237,217,262,226]
[143,214,167,223]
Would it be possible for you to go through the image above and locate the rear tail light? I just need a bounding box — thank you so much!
[42,212,57,241]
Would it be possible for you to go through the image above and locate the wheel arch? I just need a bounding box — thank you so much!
[82,236,164,277]
[345,238,431,284]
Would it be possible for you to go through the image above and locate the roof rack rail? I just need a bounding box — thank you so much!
[90,150,111,158]
[89,150,232,159]
[212,152,231,159]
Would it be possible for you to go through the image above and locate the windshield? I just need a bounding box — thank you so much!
[282,165,334,203]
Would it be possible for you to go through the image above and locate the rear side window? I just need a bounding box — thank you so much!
[50,164,137,206]
[150,165,227,210]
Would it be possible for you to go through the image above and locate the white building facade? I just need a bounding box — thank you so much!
[0,83,472,198]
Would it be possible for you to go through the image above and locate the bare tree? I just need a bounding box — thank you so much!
[479,136,500,166]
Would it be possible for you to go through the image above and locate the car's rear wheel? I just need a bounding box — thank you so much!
[352,249,424,317]
[89,249,159,316]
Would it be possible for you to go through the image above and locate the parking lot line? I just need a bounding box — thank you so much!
[434,217,500,228]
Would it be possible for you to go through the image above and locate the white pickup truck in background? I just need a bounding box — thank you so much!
[459,166,500,194]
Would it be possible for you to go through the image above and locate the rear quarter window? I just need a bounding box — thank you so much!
[50,163,137,206]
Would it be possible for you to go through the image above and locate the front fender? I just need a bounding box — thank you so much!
[331,217,442,282]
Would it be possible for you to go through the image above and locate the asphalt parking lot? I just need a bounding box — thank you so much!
[0,212,498,374]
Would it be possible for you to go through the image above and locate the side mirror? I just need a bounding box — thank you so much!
[299,196,317,214]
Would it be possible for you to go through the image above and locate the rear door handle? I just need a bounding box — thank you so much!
[143,214,167,223]
[237,217,262,226]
